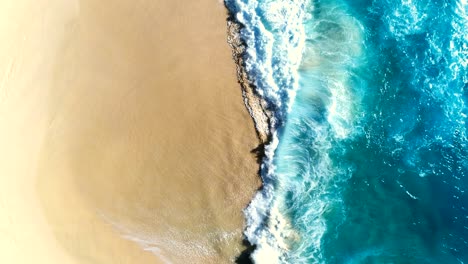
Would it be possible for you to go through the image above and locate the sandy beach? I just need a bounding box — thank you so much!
[0,0,260,263]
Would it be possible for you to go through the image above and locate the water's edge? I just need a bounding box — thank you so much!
[225,11,273,144]
[225,6,273,264]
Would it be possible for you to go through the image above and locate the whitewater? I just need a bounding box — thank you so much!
[226,0,468,263]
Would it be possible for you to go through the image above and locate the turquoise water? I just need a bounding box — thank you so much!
[226,0,468,263]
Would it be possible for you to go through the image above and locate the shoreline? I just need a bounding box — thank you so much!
[223,2,311,262]
[225,12,273,144]
[224,4,276,263]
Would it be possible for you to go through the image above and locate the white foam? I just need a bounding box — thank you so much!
[226,0,312,263]
[230,0,310,119]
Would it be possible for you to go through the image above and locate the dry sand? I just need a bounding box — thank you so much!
[0,0,260,263]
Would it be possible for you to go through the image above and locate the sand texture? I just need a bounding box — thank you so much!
[0,0,260,263]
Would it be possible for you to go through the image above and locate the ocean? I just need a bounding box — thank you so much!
[226,0,468,263]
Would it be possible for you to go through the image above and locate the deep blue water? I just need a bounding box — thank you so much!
[226,0,468,263]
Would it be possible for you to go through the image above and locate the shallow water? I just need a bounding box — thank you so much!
[227,0,468,263]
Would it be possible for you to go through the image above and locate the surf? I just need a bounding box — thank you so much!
[226,0,468,263]
[226,0,366,262]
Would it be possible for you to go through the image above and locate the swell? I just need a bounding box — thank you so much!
[319,0,468,262]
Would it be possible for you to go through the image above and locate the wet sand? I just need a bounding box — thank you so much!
[0,0,260,263]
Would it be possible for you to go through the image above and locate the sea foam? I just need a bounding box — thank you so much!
[226,0,310,121]
[225,0,311,263]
